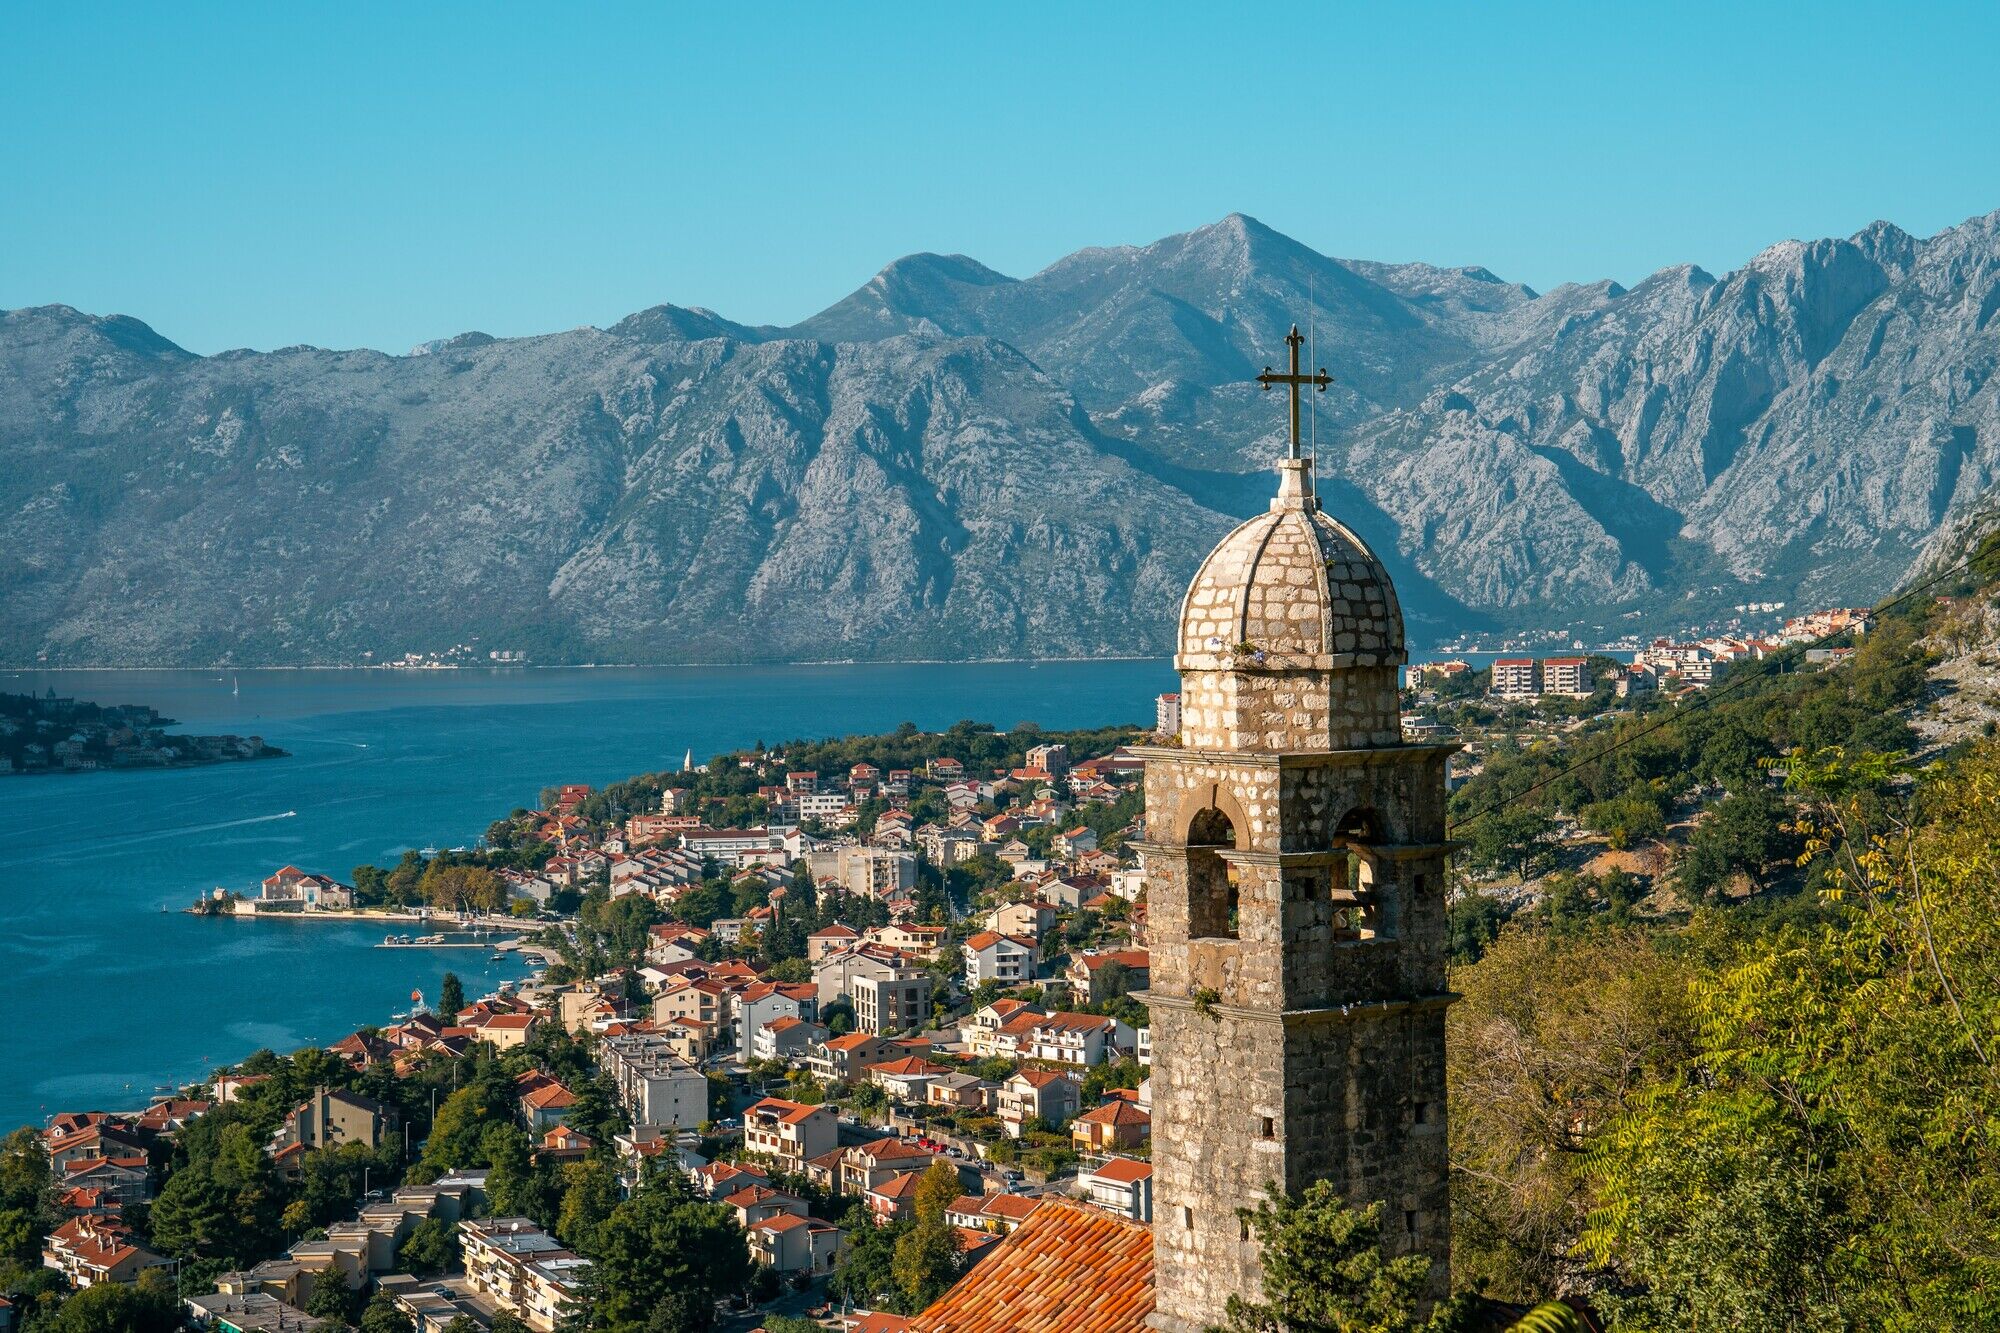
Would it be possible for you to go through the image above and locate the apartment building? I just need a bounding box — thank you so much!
[742,1097,838,1171]
[1490,658,1538,698]
[1540,656,1594,697]
[460,1218,590,1333]
[596,1032,708,1130]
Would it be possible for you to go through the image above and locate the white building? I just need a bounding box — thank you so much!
[813,945,932,1033]
[460,1218,590,1332]
[596,1033,708,1129]
[1490,658,1539,699]
[679,827,781,869]
[961,931,1039,988]
[808,844,918,899]
[1077,1157,1153,1223]
[1539,656,1593,697]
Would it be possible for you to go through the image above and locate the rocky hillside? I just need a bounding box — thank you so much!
[3,209,1997,665]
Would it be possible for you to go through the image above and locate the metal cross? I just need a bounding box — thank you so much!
[1256,324,1331,460]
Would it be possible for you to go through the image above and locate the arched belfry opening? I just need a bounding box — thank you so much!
[1184,807,1238,940]
[1335,807,1389,941]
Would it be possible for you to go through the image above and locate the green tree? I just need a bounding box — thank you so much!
[41,1281,182,1333]
[1675,788,1800,900]
[358,1291,417,1333]
[399,1216,460,1276]
[147,1161,234,1258]
[912,1163,959,1223]
[147,1122,287,1265]
[1588,1118,1842,1333]
[1465,806,1556,880]
[483,1123,551,1224]
[0,1126,53,1264]
[886,1163,965,1310]
[293,1140,396,1230]
[306,1273,360,1323]
[1583,743,2000,1326]
[1578,789,1667,850]
[555,1157,622,1254]
[891,1216,958,1311]
[569,1175,749,1332]
[422,1066,515,1169]
[1446,927,1697,1302]
[1216,1184,1444,1333]
[830,1213,907,1311]
[439,971,467,1017]
[565,1076,626,1143]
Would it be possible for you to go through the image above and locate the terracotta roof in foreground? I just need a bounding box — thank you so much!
[908,1200,1152,1333]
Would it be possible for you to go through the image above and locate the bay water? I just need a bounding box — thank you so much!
[0,661,1173,1132]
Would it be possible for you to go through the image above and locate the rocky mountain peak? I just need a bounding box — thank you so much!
[608,304,770,345]
[5,206,1999,665]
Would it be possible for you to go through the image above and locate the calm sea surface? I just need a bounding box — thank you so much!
[0,661,1174,1132]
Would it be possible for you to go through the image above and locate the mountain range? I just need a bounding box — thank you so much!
[3,208,1997,666]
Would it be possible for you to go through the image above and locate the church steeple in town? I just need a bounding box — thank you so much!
[1136,322,1456,1330]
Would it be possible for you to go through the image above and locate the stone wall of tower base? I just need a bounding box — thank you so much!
[1281,1004,1452,1309]
[1147,1001,1286,1332]
[1145,997,1453,1332]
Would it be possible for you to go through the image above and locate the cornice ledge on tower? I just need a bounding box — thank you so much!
[1172,649,1402,673]
[1134,989,1460,1023]
[1126,838,1460,861]
[1334,838,1466,860]
[1124,742,1461,767]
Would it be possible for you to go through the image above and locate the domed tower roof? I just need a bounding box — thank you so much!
[1176,458,1405,673]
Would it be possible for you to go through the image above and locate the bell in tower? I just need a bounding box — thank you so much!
[1136,326,1455,1331]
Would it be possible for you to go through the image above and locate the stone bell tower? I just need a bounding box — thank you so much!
[1137,327,1455,1331]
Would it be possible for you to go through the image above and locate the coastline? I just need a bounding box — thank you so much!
[5,654,1173,671]
[1,750,286,778]
[193,906,535,930]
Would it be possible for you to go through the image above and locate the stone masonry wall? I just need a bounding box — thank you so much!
[1141,740,1456,1331]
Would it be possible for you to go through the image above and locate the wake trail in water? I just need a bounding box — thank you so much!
[0,811,300,864]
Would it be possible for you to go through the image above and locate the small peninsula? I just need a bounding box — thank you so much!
[0,688,285,775]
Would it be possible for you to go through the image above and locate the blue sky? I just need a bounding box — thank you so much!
[5,2,1997,354]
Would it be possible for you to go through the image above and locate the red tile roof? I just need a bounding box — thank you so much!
[1074,1100,1150,1127]
[908,1201,1152,1332]
[868,1170,925,1200]
[848,1313,915,1333]
[824,1032,889,1052]
[1088,1157,1153,1184]
[521,1083,577,1111]
[746,1097,827,1126]
[964,930,1035,952]
[849,1137,931,1163]
[1011,1069,1076,1090]
[752,1212,812,1234]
